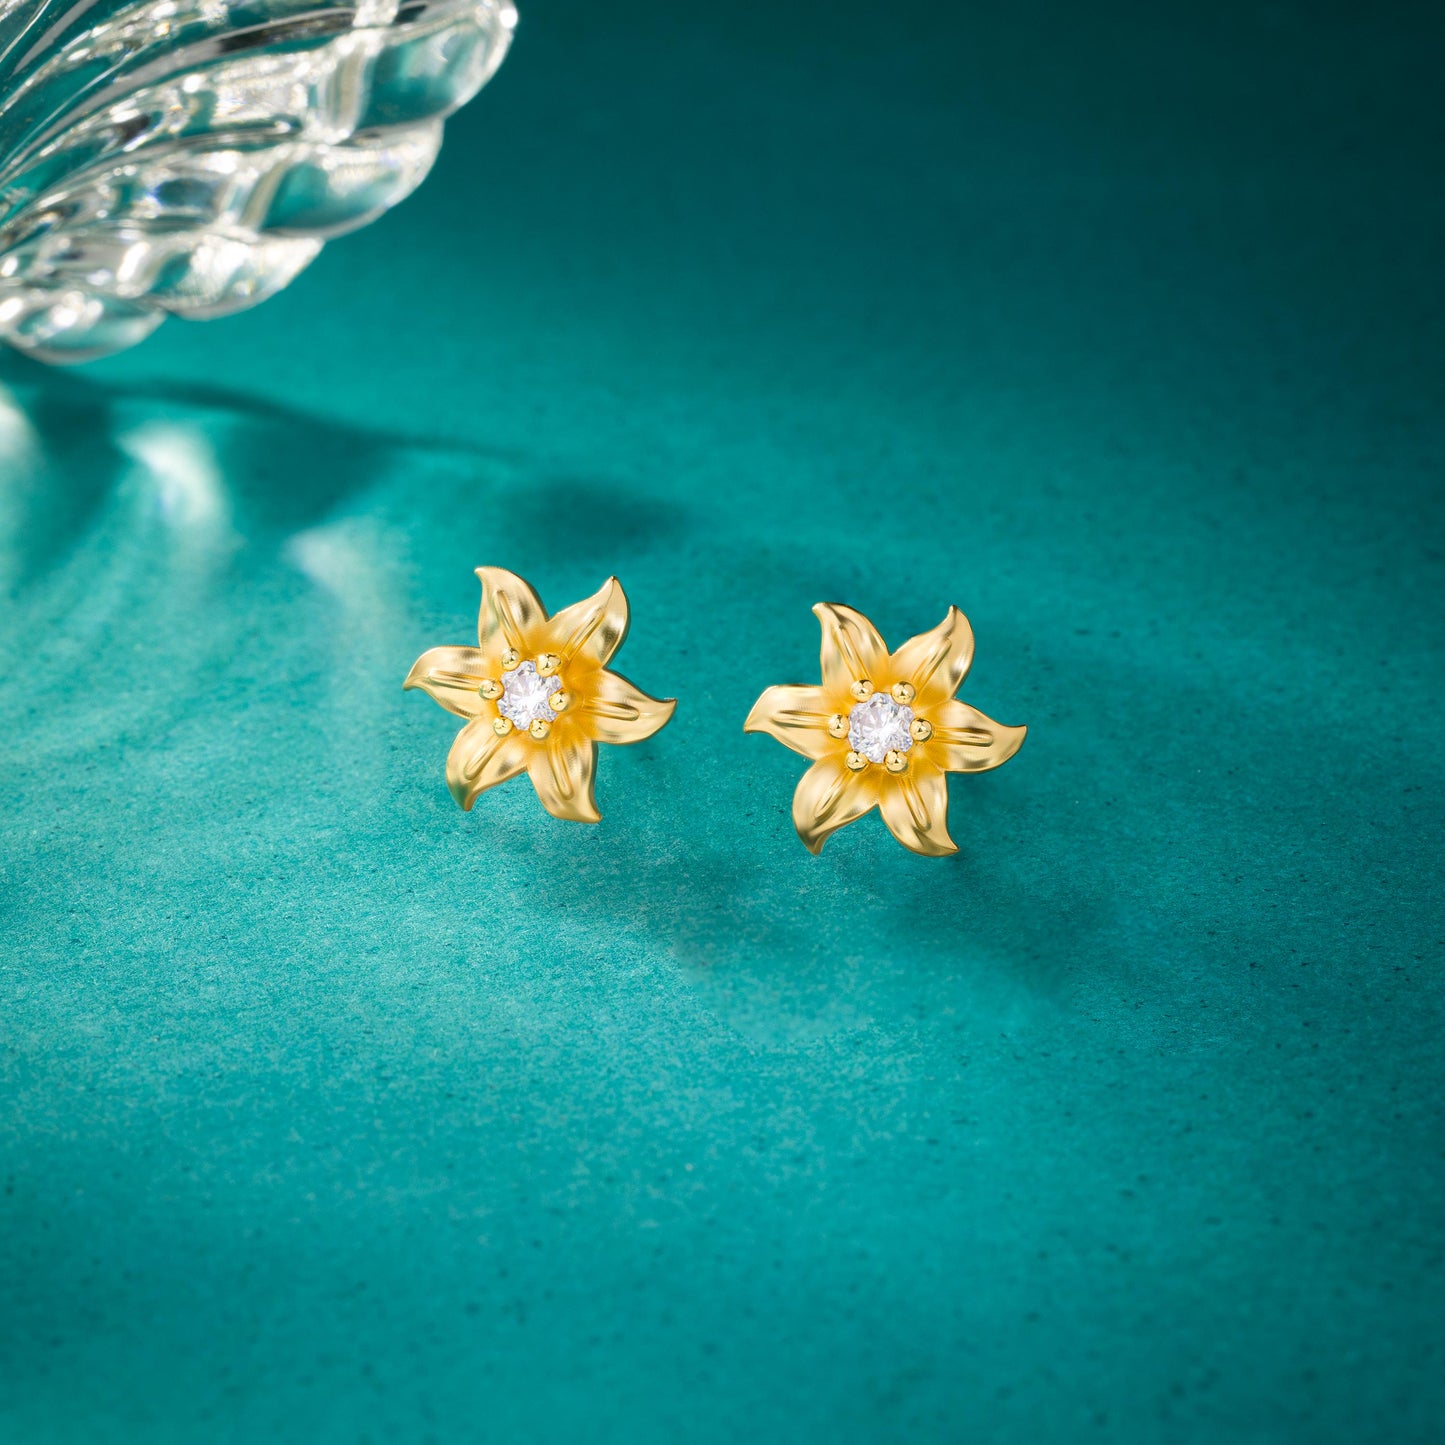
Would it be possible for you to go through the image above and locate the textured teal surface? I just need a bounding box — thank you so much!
[2,3,1443,1441]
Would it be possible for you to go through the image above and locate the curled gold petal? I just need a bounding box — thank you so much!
[814,603,889,696]
[581,670,676,746]
[403,645,488,719]
[888,606,975,706]
[743,684,834,760]
[792,758,878,855]
[528,736,601,823]
[930,698,1027,773]
[475,566,548,659]
[547,576,630,666]
[445,719,530,811]
[878,764,956,856]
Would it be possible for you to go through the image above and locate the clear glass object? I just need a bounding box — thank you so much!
[0,0,516,363]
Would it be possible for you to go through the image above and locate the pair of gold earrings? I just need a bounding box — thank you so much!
[404,567,1026,858]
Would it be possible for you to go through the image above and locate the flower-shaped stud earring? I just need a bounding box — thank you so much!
[405,568,675,821]
[745,603,1025,856]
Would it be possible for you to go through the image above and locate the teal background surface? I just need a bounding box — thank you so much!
[2,2,1443,1441]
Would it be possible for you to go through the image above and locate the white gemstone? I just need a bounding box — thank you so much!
[847,693,914,763]
[498,660,560,729]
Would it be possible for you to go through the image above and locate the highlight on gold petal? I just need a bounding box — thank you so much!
[406,568,676,822]
[814,602,889,694]
[402,645,490,718]
[583,668,678,747]
[745,600,1026,857]
[526,735,601,824]
[792,756,880,855]
[446,720,529,812]
[474,566,546,657]
[887,605,975,707]
[877,767,956,858]
[547,576,631,666]
[743,685,835,760]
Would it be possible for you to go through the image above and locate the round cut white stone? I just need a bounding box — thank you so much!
[498,659,561,729]
[848,693,914,763]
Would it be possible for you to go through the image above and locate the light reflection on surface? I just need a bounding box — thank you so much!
[0,382,42,591]
[116,419,235,550]
[0,364,509,783]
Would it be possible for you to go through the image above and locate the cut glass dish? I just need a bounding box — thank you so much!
[0,0,516,363]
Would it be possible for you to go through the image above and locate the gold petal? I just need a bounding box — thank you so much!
[814,603,889,694]
[743,684,835,760]
[929,698,1027,773]
[547,576,630,666]
[445,719,530,810]
[581,668,676,746]
[792,757,878,855]
[403,645,489,719]
[888,606,975,705]
[878,765,957,857]
[475,566,548,658]
[528,736,601,823]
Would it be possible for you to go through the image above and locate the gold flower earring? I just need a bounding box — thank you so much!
[745,603,1025,856]
[405,568,675,821]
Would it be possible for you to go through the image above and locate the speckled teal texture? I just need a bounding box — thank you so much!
[2,3,1442,1442]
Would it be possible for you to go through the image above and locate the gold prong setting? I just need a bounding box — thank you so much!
[496,656,567,741]
[838,672,945,767]
[845,684,916,766]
